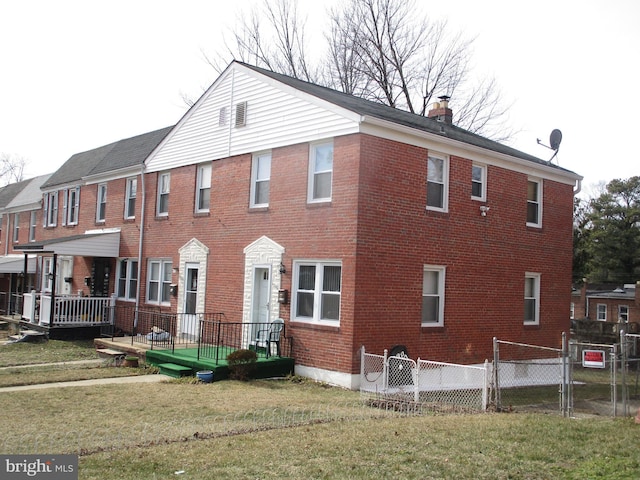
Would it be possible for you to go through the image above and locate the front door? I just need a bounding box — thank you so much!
[182,263,199,339]
[251,267,271,342]
[92,258,111,297]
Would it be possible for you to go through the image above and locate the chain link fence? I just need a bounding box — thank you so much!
[492,336,568,415]
[360,347,489,413]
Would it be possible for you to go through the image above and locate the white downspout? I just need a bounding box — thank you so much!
[134,165,146,328]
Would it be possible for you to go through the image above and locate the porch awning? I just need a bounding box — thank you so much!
[14,231,121,257]
[0,254,36,274]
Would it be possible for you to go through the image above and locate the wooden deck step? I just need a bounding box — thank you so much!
[158,363,193,378]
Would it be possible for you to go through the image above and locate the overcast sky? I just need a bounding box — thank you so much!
[1,0,638,195]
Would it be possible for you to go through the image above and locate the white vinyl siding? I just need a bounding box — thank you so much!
[145,67,358,174]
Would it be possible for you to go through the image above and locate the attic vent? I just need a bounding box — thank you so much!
[218,107,228,126]
[235,101,247,127]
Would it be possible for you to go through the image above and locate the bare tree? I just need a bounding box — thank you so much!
[213,0,513,140]
[0,153,26,186]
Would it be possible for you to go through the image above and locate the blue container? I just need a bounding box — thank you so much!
[196,370,214,383]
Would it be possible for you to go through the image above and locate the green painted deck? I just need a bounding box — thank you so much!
[146,347,294,381]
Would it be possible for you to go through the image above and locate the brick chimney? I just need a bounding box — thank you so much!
[427,95,453,124]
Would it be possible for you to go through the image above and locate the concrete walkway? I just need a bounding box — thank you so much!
[0,373,171,393]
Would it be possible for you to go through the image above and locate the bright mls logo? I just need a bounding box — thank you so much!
[1,455,77,479]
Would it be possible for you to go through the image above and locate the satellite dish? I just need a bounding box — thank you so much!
[549,129,562,151]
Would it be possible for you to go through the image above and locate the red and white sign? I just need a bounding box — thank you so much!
[582,349,606,369]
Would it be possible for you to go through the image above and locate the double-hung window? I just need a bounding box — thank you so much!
[43,191,58,227]
[527,179,542,227]
[250,152,271,207]
[427,154,448,211]
[619,305,629,322]
[157,172,170,216]
[12,213,19,243]
[308,141,333,203]
[422,266,446,326]
[117,259,138,301]
[471,164,487,201]
[147,259,172,305]
[96,184,107,223]
[63,186,80,225]
[596,304,607,321]
[29,211,36,242]
[196,163,211,213]
[125,178,137,219]
[524,273,541,325]
[293,261,341,324]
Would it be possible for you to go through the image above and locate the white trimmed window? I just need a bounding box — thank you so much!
[12,213,19,243]
[63,186,80,225]
[471,164,486,201]
[125,178,137,219]
[527,178,542,227]
[619,305,629,322]
[96,184,107,223]
[117,258,138,301]
[293,261,341,324]
[427,154,449,211]
[308,141,333,203]
[524,273,541,325]
[196,163,211,213]
[43,191,58,227]
[250,152,271,207]
[29,211,36,242]
[157,172,170,216]
[422,266,446,326]
[570,302,575,320]
[594,304,606,321]
[147,259,172,305]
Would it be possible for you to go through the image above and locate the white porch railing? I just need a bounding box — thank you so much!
[22,291,115,326]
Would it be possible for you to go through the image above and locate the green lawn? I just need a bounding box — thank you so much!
[1,334,639,479]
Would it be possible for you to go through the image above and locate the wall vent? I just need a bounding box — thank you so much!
[218,107,227,126]
[235,101,247,127]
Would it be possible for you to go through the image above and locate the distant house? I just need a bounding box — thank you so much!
[9,61,581,388]
[572,281,639,327]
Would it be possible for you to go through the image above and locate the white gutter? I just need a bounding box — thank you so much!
[134,164,146,327]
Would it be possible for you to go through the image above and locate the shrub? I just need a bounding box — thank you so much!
[226,349,258,381]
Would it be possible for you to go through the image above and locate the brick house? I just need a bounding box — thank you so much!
[138,61,581,387]
[572,281,640,326]
[8,61,581,388]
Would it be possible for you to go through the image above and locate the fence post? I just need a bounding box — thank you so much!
[561,331,568,417]
[382,349,388,394]
[414,358,420,403]
[483,359,489,412]
[492,337,500,410]
[620,329,627,417]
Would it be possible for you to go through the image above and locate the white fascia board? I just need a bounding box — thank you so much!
[83,166,143,185]
[360,116,583,186]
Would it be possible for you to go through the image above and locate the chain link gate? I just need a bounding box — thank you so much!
[568,340,619,416]
[493,335,569,415]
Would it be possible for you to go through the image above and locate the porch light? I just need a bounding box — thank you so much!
[48,272,54,281]
[279,262,286,275]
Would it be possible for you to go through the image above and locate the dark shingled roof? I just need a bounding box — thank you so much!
[42,126,173,189]
[240,62,576,174]
[0,178,34,209]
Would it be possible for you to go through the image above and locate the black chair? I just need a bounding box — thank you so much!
[255,318,284,358]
